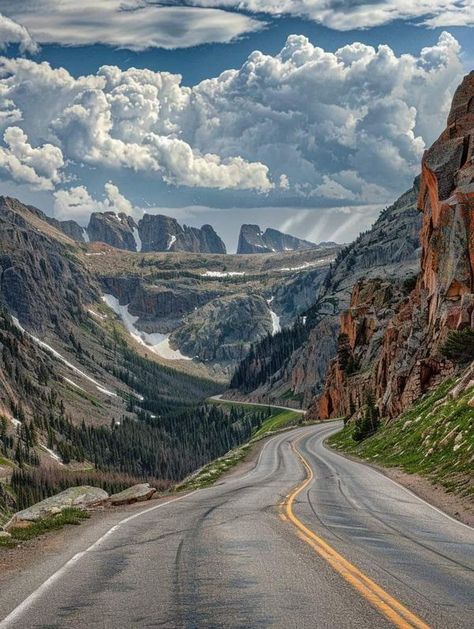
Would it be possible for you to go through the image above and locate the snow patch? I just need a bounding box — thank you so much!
[41,444,64,466]
[63,377,87,393]
[88,309,106,321]
[11,317,117,397]
[132,227,142,252]
[82,228,90,243]
[267,297,281,335]
[102,294,191,361]
[201,271,246,278]
[302,316,307,326]
[85,252,106,256]
[10,417,21,428]
[167,234,177,250]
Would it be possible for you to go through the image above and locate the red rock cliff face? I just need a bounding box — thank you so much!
[314,72,474,421]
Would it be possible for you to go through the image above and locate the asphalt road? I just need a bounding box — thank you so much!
[1,422,473,628]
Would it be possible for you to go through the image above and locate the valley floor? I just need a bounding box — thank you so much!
[0,423,472,628]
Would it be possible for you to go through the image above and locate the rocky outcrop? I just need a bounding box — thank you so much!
[314,71,474,420]
[171,294,274,366]
[87,212,139,251]
[138,214,226,254]
[237,224,316,254]
[109,483,156,505]
[4,486,108,529]
[57,220,86,243]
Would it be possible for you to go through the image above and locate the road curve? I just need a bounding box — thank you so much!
[0,423,473,628]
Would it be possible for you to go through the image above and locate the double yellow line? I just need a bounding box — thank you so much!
[280,442,430,629]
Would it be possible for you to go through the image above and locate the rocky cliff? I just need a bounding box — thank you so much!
[231,181,422,406]
[237,224,317,254]
[315,71,474,421]
[87,212,139,251]
[139,214,226,254]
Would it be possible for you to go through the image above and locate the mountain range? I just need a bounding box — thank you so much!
[46,211,325,255]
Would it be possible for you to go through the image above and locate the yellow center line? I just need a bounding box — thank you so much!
[280,441,431,629]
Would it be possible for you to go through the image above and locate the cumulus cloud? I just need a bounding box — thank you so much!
[0,127,63,190]
[0,12,38,54]
[0,32,464,207]
[189,1,474,29]
[54,182,134,221]
[0,1,264,51]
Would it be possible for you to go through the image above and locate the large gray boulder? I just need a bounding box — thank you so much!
[5,486,109,530]
[109,483,156,505]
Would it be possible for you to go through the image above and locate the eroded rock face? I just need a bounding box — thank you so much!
[138,214,226,254]
[314,71,474,420]
[237,224,317,254]
[87,212,138,251]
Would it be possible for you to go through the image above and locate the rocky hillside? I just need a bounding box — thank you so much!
[230,180,421,406]
[237,224,319,254]
[314,71,474,421]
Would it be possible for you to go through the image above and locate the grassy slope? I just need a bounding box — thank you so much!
[329,378,473,499]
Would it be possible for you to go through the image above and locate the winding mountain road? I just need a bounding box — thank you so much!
[0,422,473,628]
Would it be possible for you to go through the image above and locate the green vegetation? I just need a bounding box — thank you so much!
[0,508,89,548]
[254,409,302,437]
[352,393,380,442]
[176,444,251,491]
[329,378,473,498]
[179,399,304,490]
[440,328,474,363]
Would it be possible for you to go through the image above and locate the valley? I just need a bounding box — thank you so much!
[0,65,473,629]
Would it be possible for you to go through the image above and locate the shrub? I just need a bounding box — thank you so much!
[440,328,474,363]
[353,393,380,442]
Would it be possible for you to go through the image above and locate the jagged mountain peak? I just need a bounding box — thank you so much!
[237,224,318,254]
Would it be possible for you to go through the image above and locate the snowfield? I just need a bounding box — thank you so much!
[102,294,191,361]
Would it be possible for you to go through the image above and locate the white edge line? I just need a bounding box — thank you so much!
[0,491,198,628]
[319,424,474,533]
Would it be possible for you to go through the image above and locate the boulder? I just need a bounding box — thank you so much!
[109,483,156,506]
[5,486,109,530]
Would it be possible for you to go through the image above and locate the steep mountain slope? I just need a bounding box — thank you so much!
[230,181,422,406]
[237,224,319,254]
[85,243,339,377]
[315,70,474,421]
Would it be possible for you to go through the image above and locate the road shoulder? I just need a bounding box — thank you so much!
[324,440,473,527]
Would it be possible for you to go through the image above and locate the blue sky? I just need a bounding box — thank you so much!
[0,1,472,250]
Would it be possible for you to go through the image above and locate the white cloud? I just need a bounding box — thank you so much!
[0,1,264,51]
[0,127,63,190]
[0,12,38,54]
[189,1,474,29]
[0,32,464,206]
[54,182,135,221]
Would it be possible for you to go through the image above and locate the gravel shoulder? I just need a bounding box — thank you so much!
[325,443,473,528]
